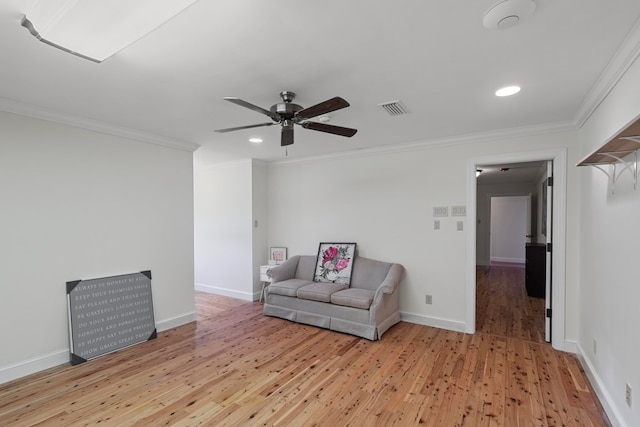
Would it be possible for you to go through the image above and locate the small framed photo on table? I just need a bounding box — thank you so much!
[269,247,287,265]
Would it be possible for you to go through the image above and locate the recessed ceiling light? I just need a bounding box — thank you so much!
[495,85,521,97]
[249,138,263,143]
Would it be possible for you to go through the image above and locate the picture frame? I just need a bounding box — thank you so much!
[269,247,287,265]
[314,242,357,285]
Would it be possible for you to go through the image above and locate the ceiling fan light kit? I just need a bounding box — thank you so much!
[483,0,536,30]
[215,91,357,147]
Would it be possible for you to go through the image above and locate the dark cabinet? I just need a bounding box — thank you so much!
[525,244,546,298]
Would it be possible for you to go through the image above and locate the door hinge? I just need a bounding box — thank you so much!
[547,176,554,186]
[546,308,552,318]
[547,242,552,252]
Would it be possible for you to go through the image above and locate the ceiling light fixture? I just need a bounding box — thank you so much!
[20,0,199,63]
[495,86,521,97]
[249,138,263,143]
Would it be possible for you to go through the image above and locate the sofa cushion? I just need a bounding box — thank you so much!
[295,256,318,280]
[330,288,375,309]
[350,257,392,291]
[296,282,348,302]
[268,279,314,297]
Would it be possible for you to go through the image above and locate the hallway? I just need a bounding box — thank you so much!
[476,263,546,344]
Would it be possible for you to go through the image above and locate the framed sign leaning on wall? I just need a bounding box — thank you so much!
[66,271,156,365]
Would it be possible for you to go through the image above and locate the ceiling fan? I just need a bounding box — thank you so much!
[214,91,357,146]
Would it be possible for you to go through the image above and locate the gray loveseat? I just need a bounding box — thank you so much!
[263,255,404,340]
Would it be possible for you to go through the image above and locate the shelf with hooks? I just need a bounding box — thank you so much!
[577,116,640,194]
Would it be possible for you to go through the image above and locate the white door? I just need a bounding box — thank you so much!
[544,161,553,342]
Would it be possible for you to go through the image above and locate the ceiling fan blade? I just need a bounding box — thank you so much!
[281,125,294,146]
[214,122,275,133]
[223,97,281,121]
[301,121,358,137]
[296,97,350,120]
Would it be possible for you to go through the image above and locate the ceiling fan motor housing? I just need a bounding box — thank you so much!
[270,91,302,121]
[270,102,303,120]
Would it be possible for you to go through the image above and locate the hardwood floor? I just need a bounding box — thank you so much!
[476,264,546,343]
[0,292,610,426]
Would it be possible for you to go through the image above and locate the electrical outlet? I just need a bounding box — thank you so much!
[434,220,440,230]
[626,383,632,407]
[425,294,432,304]
[433,206,448,217]
[457,221,464,231]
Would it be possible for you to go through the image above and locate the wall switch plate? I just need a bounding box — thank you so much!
[626,383,632,407]
[425,294,432,304]
[434,220,440,230]
[457,221,464,231]
[451,205,466,216]
[433,206,448,217]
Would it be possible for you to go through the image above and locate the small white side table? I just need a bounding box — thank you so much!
[259,265,273,302]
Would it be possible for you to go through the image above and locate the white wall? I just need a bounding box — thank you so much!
[476,181,537,265]
[252,161,269,294]
[578,51,640,427]
[194,160,253,299]
[0,111,196,384]
[194,159,267,300]
[490,196,528,264]
[268,131,582,334]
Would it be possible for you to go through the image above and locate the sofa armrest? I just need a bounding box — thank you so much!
[269,256,300,283]
[368,263,404,337]
[372,264,404,302]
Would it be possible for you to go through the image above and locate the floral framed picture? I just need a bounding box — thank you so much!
[269,247,287,265]
[314,242,357,284]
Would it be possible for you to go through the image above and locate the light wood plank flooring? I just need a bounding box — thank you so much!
[476,264,546,343]
[0,291,609,426]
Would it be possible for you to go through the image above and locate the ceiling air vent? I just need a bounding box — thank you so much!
[379,100,408,116]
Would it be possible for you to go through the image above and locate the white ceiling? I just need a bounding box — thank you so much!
[2,1,640,169]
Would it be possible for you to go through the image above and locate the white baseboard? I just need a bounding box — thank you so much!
[560,339,578,354]
[490,257,526,264]
[575,343,626,427]
[156,311,197,332]
[0,311,197,386]
[400,311,466,333]
[195,283,256,301]
[0,349,69,385]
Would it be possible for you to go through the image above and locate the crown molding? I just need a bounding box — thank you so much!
[575,15,640,128]
[0,97,200,153]
[269,120,577,167]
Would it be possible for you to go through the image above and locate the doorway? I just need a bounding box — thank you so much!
[478,170,546,343]
[465,149,567,351]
